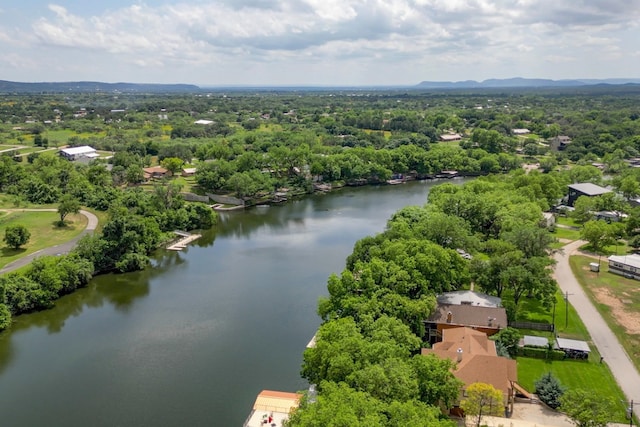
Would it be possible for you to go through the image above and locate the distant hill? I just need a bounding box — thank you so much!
[416,77,640,89]
[0,80,201,93]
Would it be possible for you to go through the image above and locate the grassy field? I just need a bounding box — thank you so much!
[0,210,87,269]
[569,255,640,372]
[517,357,628,423]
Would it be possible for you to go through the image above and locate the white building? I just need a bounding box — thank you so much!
[59,146,98,161]
[608,254,640,280]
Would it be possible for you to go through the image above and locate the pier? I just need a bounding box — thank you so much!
[166,231,202,251]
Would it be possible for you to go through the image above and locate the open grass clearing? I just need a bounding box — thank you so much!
[552,226,581,241]
[0,210,87,269]
[569,255,640,372]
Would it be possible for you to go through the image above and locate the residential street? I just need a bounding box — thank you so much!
[0,209,98,274]
[553,240,640,405]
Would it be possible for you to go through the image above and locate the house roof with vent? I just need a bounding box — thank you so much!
[427,303,507,330]
[421,327,517,404]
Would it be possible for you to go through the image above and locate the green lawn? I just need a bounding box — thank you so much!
[569,255,640,372]
[552,227,581,241]
[556,216,581,228]
[0,210,87,269]
[516,290,590,339]
[517,357,628,423]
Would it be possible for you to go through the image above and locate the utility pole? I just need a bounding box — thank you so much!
[628,400,634,427]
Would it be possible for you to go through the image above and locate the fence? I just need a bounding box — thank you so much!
[509,321,554,331]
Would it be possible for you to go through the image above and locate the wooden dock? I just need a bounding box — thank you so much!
[166,232,201,251]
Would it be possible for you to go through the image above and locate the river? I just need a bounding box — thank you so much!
[0,179,466,426]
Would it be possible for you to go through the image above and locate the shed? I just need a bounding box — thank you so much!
[555,337,590,359]
[522,335,549,348]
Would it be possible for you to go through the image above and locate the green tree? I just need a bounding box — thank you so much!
[492,327,521,357]
[572,196,597,224]
[460,382,505,427]
[534,372,565,409]
[160,157,184,174]
[4,224,30,249]
[560,388,616,427]
[0,303,11,331]
[57,195,81,225]
[580,221,616,254]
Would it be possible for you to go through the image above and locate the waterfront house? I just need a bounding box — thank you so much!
[425,291,506,345]
[421,327,518,417]
[243,390,302,427]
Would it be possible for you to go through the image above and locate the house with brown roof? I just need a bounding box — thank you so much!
[422,327,517,416]
[425,291,507,345]
[143,166,170,180]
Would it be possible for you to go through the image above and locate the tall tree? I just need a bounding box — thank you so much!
[57,195,81,225]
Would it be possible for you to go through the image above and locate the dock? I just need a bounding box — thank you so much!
[166,231,201,251]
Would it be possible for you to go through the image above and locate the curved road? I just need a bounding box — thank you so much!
[554,240,640,404]
[0,209,98,274]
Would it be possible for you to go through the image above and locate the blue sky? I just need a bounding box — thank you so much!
[0,1,639,86]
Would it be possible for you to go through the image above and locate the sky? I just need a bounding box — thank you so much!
[0,0,639,86]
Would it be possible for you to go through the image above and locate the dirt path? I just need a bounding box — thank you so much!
[553,240,640,404]
[0,209,98,274]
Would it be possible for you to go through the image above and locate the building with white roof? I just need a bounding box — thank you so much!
[608,254,640,280]
[59,146,98,161]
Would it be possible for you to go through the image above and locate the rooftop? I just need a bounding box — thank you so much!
[428,303,507,330]
[243,390,302,427]
[608,254,640,269]
[59,145,96,156]
[437,290,502,308]
[555,337,590,353]
[568,183,611,196]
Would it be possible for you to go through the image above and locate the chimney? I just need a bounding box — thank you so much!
[456,347,463,362]
[446,311,452,323]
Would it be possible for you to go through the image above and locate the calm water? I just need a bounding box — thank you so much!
[0,179,466,426]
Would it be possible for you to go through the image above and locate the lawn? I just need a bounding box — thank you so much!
[517,357,629,423]
[569,255,640,372]
[552,227,581,242]
[0,210,88,269]
[516,289,591,339]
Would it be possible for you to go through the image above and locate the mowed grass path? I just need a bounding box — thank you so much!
[0,210,87,269]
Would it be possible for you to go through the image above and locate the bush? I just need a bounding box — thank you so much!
[535,372,566,409]
[518,346,565,360]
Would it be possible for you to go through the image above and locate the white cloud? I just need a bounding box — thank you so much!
[0,0,633,84]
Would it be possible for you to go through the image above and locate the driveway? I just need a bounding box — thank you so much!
[553,240,640,404]
[0,209,99,274]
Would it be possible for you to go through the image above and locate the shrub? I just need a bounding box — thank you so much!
[535,372,566,409]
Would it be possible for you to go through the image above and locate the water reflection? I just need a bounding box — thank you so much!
[0,179,466,427]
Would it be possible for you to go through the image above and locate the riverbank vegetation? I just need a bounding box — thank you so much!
[290,166,636,425]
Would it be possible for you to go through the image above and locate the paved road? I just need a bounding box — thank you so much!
[0,209,98,274]
[554,240,640,404]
